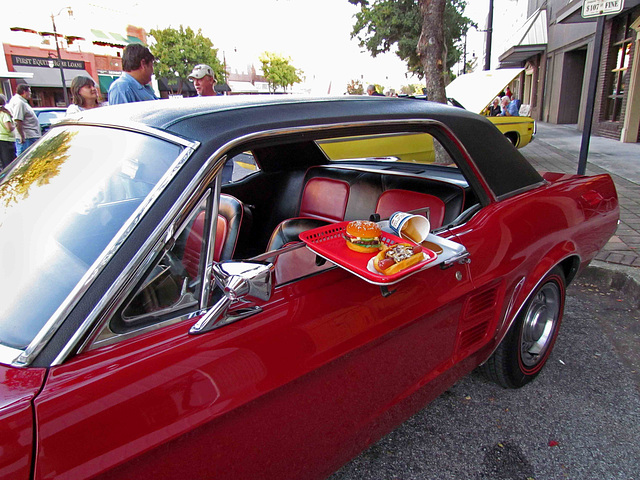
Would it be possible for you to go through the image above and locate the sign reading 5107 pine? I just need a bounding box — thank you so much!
[582,0,624,18]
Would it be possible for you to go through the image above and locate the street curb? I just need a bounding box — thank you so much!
[577,260,640,307]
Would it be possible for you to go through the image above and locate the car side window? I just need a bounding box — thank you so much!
[110,194,211,332]
[223,152,259,184]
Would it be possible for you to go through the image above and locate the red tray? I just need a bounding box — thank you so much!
[299,221,437,285]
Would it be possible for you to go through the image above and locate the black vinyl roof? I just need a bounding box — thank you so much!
[64,95,543,198]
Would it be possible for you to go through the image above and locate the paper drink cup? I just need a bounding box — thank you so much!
[389,211,430,243]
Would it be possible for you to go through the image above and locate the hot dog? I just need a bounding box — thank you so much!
[373,243,423,275]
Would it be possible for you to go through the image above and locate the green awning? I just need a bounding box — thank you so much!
[91,29,110,40]
[109,32,129,43]
[91,29,127,47]
[98,74,119,93]
[127,36,144,45]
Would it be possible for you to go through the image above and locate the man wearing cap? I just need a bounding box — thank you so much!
[188,64,217,97]
[108,44,159,105]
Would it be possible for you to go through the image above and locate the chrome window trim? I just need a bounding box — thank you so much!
[49,118,485,367]
[1,125,198,368]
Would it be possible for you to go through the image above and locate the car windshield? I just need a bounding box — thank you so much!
[0,126,183,350]
[38,110,66,125]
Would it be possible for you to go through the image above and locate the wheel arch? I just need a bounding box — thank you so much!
[480,244,579,366]
[504,131,520,147]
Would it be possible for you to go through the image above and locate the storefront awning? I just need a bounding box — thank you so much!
[215,83,231,93]
[498,8,548,68]
[91,29,128,47]
[499,45,546,67]
[228,80,260,93]
[127,36,144,45]
[98,74,119,93]
[0,70,34,80]
[157,77,196,94]
[13,65,93,88]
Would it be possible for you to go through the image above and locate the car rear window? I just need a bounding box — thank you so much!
[0,126,183,350]
[317,132,457,166]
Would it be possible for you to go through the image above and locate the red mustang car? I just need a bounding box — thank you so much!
[0,96,618,480]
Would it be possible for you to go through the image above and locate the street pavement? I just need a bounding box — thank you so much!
[520,123,640,270]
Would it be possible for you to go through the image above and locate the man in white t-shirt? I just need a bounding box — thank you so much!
[7,84,41,156]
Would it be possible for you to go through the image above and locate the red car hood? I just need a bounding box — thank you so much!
[0,364,46,480]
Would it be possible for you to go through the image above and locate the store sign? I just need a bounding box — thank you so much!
[582,0,624,18]
[12,55,85,70]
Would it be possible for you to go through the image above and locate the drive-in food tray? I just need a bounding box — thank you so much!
[299,221,468,286]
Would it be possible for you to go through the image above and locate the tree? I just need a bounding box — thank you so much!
[349,0,475,102]
[259,52,303,93]
[346,79,365,95]
[149,26,224,95]
[400,83,426,95]
[417,0,446,103]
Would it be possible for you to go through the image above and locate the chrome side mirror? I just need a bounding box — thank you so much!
[189,261,274,335]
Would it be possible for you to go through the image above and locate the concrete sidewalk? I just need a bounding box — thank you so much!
[520,122,640,269]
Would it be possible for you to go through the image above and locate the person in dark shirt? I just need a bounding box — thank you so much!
[489,97,501,116]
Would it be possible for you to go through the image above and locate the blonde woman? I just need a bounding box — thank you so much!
[0,94,16,168]
[66,76,101,115]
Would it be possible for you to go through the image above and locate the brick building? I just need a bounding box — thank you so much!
[497,0,640,144]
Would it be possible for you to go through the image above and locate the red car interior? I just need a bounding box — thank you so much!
[263,166,465,252]
[183,194,246,277]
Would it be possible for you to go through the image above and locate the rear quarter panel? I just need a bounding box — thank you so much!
[451,173,618,353]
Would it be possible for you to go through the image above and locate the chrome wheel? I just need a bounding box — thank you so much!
[520,282,561,368]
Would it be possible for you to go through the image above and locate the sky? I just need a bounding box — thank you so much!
[1,0,527,94]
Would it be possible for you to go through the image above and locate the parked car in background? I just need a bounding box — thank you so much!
[0,96,618,480]
[33,107,66,134]
[446,68,536,148]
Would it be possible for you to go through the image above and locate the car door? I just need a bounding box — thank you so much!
[32,182,474,480]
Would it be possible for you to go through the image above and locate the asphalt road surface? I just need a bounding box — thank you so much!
[329,274,640,480]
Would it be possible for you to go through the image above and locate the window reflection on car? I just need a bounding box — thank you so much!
[0,126,183,350]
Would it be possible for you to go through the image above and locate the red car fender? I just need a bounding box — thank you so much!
[495,243,578,351]
[0,365,47,480]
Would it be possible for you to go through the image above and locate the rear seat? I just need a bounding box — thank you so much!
[299,166,465,227]
[266,166,465,251]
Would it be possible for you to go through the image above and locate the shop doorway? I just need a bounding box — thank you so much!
[557,48,587,124]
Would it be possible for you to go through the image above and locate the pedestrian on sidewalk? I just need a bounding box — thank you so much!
[0,94,16,168]
[108,45,158,105]
[66,76,102,115]
[188,64,217,97]
[7,85,41,156]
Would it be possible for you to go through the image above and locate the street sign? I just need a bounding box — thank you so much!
[582,0,624,18]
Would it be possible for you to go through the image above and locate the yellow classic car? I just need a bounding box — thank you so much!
[446,68,535,149]
[318,69,534,164]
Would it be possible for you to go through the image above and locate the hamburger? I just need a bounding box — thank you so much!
[344,220,382,253]
[373,243,424,275]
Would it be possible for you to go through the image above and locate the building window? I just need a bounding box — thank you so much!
[605,15,633,122]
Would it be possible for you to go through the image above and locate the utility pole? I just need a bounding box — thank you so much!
[51,7,73,106]
[484,0,494,70]
[463,34,467,74]
[577,16,605,175]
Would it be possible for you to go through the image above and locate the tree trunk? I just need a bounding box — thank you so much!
[417,0,447,104]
